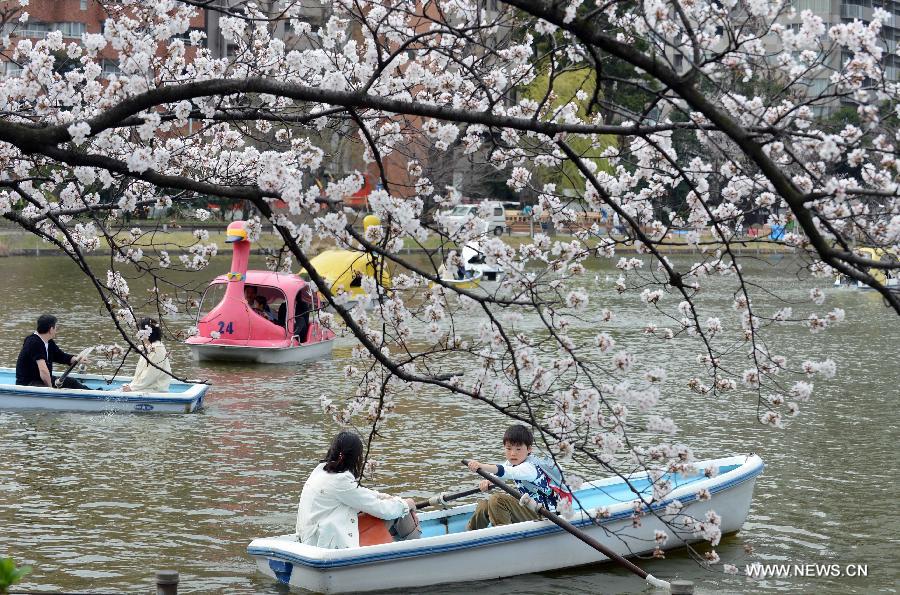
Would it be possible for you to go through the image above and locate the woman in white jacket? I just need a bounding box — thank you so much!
[296,431,417,549]
[122,318,171,393]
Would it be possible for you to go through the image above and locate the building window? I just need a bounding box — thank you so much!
[17,21,51,39]
[101,59,120,78]
[173,27,206,46]
[57,22,87,38]
[840,4,865,18]
[81,0,88,9]
[674,54,684,69]
[3,61,22,78]
[795,0,832,11]
[807,78,828,94]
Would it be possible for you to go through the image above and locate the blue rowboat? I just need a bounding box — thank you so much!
[248,454,763,593]
[0,368,208,414]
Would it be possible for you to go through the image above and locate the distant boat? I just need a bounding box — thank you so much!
[461,242,505,293]
[432,269,483,291]
[248,454,764,594]
[0,369,207,413]
[303,249,390,310]
[833,247,899,289]
[301,215,391,310]
[185,221,335,364]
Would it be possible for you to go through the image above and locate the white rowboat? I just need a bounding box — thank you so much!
[0,368,208,414]
[833,275,899,289]
[248,454,763,593]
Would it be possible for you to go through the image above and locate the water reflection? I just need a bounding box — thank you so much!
[0,254,897,594]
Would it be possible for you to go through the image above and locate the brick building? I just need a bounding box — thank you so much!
[0,0,206,78]
[0,1,501,208]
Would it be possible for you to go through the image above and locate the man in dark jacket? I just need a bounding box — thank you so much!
[15,314,90,389]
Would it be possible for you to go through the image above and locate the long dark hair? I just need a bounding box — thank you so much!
[322,431,365,478]
[137,317,162,344]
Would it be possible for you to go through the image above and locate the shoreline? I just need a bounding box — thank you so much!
[0,244,792,258]
[0,228,793,258]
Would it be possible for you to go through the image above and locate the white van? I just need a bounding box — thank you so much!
[444,201,507,236]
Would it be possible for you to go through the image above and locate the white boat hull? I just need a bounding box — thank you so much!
[473,279,502,295]
[187,339,334,364]
[464,269,504,295]
[0,370,207,414]
[249,454,763,593]
[834,275,899,289]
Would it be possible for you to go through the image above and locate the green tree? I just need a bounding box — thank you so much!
[521,67,614,196]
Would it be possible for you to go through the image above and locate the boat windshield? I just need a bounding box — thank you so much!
[197,283,226,323]
[467,252,485,264]
[254,286,288,328]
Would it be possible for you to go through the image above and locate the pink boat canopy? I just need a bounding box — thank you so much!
[186,221,334,350]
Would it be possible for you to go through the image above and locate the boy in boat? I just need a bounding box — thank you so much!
[465,424,568,530]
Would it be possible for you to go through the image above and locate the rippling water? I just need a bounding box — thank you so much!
[0,254,897,594]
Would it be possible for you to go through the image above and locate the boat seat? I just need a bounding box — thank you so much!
[293,314,309,343]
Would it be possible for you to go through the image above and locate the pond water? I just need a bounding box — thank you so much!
[0,253,897,594]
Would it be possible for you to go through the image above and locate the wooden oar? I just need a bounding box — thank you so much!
[414,486,488,510]
[462,459,671,591]
[54,346,94,388]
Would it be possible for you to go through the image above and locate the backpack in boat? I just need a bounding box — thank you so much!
[358,512,421,546]
[518,454,572,507]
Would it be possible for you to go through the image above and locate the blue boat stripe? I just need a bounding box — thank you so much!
[1,389,203,404]
[247,462,763,569]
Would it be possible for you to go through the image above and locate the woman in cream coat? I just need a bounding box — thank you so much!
[296,431,417,549]
[122,318,171,393]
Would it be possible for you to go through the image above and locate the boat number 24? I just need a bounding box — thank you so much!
[217,321,235,334]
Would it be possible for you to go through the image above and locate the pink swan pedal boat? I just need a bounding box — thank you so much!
[185,221,335,364]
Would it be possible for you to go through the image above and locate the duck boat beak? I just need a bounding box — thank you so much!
[225,221,249,243]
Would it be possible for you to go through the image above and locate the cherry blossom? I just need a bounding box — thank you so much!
[0,0,895,570]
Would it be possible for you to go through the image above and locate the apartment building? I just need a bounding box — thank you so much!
[204,1,328,58]
[0,1,502,207]
[0,0,207,78]
[665,0,900,114]
[801,0,900,83]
